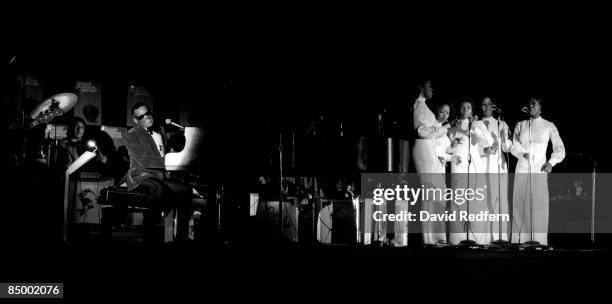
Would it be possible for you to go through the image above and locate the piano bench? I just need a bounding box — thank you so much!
[99,186,176,243]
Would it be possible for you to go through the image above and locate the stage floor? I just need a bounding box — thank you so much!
[3,241,612,301]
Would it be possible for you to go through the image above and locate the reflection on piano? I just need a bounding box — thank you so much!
[164,127,205,171]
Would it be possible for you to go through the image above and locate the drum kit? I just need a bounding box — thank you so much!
[17,92,79,165]
[263,113,414,246]
[28,93,78,128]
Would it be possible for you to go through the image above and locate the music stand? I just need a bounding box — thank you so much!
[63,150,97,242]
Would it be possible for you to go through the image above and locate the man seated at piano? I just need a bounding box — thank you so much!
[124,102,194,242]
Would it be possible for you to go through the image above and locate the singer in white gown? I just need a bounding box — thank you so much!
[479,97,512,243]
[511,98,565,246]
[433,103,453,171]
[448,100,493,245]
[412,81,448,245]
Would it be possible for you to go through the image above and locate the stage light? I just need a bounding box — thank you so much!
[87,140,97,152]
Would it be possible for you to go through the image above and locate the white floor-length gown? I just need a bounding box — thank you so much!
[448,119,493,245]
[481,116,512,242]
[412,94,448,244]
[511,117,565,245]
[433,121,453,171]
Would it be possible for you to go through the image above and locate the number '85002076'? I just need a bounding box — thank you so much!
[7,285,60,295]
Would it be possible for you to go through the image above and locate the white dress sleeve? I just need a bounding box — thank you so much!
[511,122,527,158]
[442,136,453,161]
[548,122,566,166]
[501,121,512,152]
[472,121,494,148]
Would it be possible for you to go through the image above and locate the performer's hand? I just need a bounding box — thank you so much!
[97,153,107,164]
[438,156,446,165]
[523,153,530,160]
[452,137,463,147]
[488,145,498,155]
[468,115,477,124]
[541,162,553,173]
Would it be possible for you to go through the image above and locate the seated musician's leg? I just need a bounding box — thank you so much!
[163,179,193,241]
[132,177,167,242]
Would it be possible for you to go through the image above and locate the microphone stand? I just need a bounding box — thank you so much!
[278,132,284,241]
[522,116,546,250]
[492,110,510,248]
[583,153,597,248]
[459,118,477,247]
[19,74,28,163]
[591,157,597,247]
[306,115,324,136]
[305,116,322,245]
[377,112,385,137]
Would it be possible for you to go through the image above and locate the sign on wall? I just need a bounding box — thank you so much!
[75,81,102,125]
[16,74,45,115]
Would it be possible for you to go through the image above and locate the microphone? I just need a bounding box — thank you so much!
[165,119,185,130]
[468,115,477,126]
[521,106,529,114]
[492,104,502,113]
[306,114,325,135]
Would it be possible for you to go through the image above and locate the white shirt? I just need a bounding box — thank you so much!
[511,116,565,173]
[151,131,165,157]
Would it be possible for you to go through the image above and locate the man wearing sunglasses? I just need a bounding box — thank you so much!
[124,102,192,242]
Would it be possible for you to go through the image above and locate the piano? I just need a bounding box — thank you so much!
[164,127,205,171]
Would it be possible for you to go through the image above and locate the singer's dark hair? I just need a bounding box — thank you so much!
[434,101,450,111]
[131,102,150,116]
[410,74,432,100]
[479,96,494,104]
[457,97,474,108]
[417,76,431,88]
[529,97,543,105]
[434,101,453,115]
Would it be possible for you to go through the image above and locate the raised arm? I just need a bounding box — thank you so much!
[414,102,447,139]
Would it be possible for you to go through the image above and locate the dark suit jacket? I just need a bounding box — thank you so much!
[124,126,168,191]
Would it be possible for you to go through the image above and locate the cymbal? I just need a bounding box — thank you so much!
[30,93,78,120]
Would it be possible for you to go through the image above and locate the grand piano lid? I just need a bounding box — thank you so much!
[164,127,205,168]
